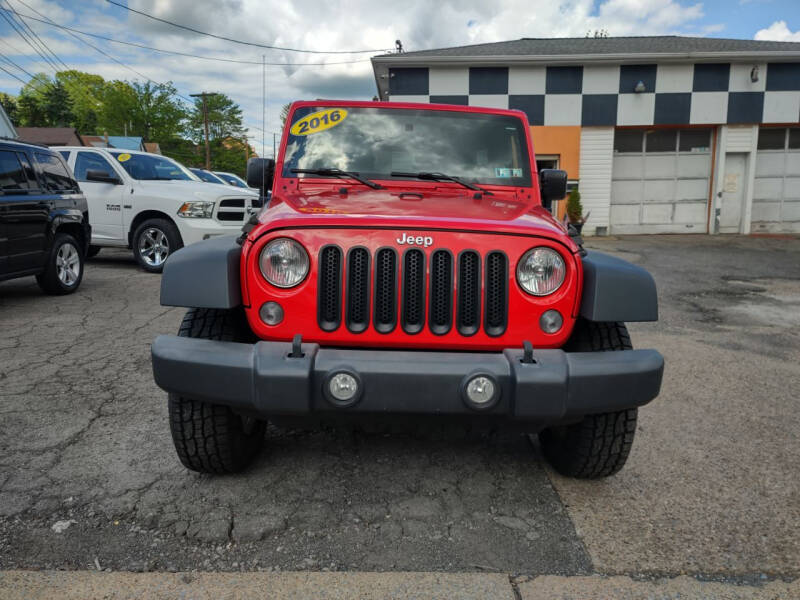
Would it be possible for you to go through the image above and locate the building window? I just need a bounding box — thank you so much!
[614,130,644,153]
[678,129,712,152]
[757,127,787,150]
[788,128,800,150]
[614,129,712,154]
[645,130,677,153]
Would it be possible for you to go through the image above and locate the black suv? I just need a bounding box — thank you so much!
[0,139,90,294]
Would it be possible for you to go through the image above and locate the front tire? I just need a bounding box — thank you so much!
[167,308,265,474]
[132,218,182,273]
[539,320,638,479]
[36,233,84,295]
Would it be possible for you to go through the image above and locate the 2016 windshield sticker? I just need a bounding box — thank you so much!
[117,153,131,162]
[495,167,522,178]
[290,109,348,136]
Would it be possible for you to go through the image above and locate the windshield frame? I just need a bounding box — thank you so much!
[278,102,535,189]
[109,151,197,182]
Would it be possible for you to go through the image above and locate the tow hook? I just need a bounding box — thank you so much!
[288,333,304,358]
[521,340,537,364]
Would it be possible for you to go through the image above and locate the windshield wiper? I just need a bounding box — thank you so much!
[390,171,493,196]
[291,168,383,190]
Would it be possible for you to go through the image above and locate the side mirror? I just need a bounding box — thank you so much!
[85,169,122,185]
[539,169,567,210]
[247,158,275,194]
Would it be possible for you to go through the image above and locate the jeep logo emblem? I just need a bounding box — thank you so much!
[396,233,433,247]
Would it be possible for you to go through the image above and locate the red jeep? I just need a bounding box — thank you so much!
[152,101,663,478]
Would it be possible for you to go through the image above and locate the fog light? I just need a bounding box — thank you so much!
[462,374,499,410]
[329,372,359,403]
[540,309,563,334]
[260,301,284,325]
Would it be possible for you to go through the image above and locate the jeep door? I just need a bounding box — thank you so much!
[0,149,51,275]
[70,151,125,245]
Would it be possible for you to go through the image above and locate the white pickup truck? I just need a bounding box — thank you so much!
[55,147,260,272]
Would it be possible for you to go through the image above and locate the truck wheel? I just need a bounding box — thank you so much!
[36,233,84,295]
[539,320,638,479]
[167,308,265,474]
[132,218,182,273]
[86,245,101,258]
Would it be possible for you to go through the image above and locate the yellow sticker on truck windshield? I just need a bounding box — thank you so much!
[117,153,131,162]
[290,109,347,136]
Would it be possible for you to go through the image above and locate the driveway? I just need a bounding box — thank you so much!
[1,235,798,585]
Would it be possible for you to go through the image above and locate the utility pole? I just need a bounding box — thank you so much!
[190,92,220,170]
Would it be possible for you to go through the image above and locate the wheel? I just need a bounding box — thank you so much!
[132,218,182,273]
[167,308,265,474]
[86,245,101,258]
[538,320,638,479]
[36,233,84,295]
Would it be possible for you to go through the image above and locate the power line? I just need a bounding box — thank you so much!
[8,0,194,105]
[104,0,391,55]
[0,2,60,72]
[0,50,34,78]
[0,6,60,73]
[7,0,70,71]
[7,11,373,66]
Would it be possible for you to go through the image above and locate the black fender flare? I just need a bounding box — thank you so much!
[579,251,658,322]
[160,236,242,309]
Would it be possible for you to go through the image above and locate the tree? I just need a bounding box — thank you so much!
[56,70,105,134]
[98,80,188,141]
[41,80,74,127]
[0,93,17,124]
[188,93,245,143]
[15,72,52,126]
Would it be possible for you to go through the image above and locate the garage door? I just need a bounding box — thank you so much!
[752,127,800,233]
[610,129,713,234]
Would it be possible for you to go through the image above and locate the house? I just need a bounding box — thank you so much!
[106,136,145,151]
[15,127,83,147]
[80,135,110,148]
[372,36,800,234]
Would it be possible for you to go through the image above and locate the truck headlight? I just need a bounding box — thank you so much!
[177,201,214,218]
[516,247,565,296]
[259,238,309,288]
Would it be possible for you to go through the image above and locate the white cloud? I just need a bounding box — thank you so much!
[1,0,715,151]
[754,20,800,42]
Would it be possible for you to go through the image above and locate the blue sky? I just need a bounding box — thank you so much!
[0,0,798,154]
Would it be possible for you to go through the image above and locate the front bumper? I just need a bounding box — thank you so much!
[177,218,248,246]
[151,336,664,422]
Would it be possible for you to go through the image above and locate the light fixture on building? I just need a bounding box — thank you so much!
[634,80,647,93]
[750,66,759,82]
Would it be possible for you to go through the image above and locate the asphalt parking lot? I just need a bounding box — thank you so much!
[1,235,799,585]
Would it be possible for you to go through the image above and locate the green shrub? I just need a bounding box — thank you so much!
[566,187,583,222]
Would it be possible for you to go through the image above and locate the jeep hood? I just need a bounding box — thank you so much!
[257,185,572,244]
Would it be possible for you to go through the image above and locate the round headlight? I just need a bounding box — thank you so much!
[259,238,309,288]
[516,247,566,296]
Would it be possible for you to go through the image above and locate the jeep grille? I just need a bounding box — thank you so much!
[317,246,508,337]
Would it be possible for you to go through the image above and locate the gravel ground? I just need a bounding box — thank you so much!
[0,235,798,581]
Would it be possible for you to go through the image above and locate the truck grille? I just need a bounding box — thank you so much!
[317,246,508,337]
[216,198,249,222]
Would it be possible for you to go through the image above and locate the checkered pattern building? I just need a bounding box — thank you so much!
[372,37,800,235]
[384,63,800,127]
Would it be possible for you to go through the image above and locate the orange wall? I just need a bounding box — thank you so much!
[530,126,581,180]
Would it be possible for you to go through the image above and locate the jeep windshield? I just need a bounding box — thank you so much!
[109,152,194,181]
[283,106,532,187]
